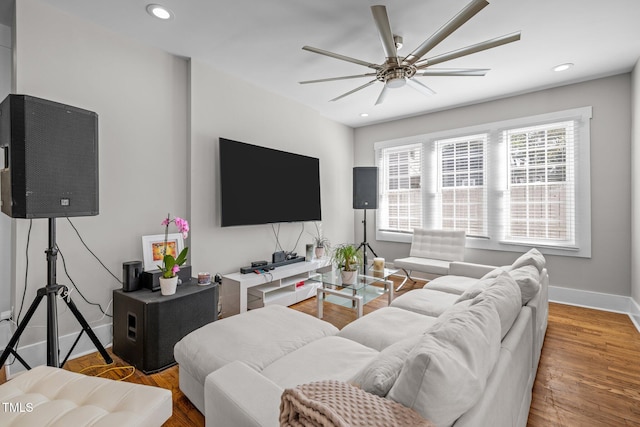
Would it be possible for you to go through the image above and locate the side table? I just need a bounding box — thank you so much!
[113,279,218,373]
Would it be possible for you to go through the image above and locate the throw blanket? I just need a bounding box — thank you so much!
[280,380,434,427]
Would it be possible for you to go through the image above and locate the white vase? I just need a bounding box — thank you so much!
[315,246,325,258]
[159,276,179,296]
[341,270,358,286]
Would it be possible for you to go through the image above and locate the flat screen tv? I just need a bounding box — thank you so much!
[219,138,322,227]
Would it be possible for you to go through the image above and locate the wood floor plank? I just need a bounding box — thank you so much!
[2,279,639,426]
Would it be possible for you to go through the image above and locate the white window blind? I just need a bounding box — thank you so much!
[504,121,576,246]
[437,134,488,237]
[377,144,423,233]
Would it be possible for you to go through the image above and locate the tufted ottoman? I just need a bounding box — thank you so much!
[0,365,172,426]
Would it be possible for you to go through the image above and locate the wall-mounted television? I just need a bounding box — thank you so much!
[219,138,322,227]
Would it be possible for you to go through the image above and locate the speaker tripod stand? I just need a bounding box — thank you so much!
[356,209,378,275]
[0,218,112,370]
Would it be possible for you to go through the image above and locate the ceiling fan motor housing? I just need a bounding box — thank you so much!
[377,63,416,88]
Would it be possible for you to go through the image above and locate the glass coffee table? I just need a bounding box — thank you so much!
[310,267,397,319]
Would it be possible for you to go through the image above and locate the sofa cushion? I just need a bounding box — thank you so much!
[394,257,451,276]
[387,299,501,427]
[261,336,378,390]
[174,305,338,386]
[389,289,460,317]
[511,248,546,272]
[509,264,541,305]
[349,335,421,397]
[471,272,522,339]
[337,307,438,351]
[455,276,496,302]
[425,275,478,295]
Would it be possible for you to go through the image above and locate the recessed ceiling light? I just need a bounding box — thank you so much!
[360,113,369,117]
[553,63,574,72]
[146,4,173,20]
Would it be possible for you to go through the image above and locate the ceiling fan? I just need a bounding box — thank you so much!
[300,0,521,105]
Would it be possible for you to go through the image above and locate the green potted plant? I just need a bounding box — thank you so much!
[158,213,189,295]
[310,222,330,258]
[331,243,363,285]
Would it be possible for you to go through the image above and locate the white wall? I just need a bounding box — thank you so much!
[11,0,188,356]
[632,59,640,305]
[6,0,355,370]
[188,60,354,280]
[0,22,13,345]
[355,74,632,297]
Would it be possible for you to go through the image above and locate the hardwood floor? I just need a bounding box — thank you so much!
[3,279,640,426]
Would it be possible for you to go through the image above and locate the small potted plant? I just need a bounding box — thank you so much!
[158,213,189,295]
[310,222,330,258]
[331,243,363,285]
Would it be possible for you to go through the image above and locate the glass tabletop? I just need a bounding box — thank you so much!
[309,267,398,290]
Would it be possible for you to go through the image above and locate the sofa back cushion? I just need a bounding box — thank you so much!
[349,335,421,397]
[387,299,501,427]
[511,248,546,272]
[471,272,522,339]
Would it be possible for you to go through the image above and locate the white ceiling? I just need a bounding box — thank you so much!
[14,0,640,127]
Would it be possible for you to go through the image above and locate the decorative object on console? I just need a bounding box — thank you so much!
[373,257,385,271]
[332,243,363,285]
[156,213,190,295]
[310,222,330,258]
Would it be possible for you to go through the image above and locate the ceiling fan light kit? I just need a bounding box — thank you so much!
[300,0,521,105]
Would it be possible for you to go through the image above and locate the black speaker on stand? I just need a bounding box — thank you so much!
[0,94,112,370]
[353,167,379,274]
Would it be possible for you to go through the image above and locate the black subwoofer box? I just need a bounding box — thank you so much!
[113,281,218,374]
[0,94,99,218]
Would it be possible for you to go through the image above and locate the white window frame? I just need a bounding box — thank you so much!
[374,107,592,258]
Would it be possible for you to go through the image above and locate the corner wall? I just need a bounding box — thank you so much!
[631,58,640,312]
[355,74,632,298]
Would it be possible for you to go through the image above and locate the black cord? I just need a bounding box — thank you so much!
[16,219,33,325]
[56,244,112,317]
[66,218,123,285]
[271,223,284,253]
[289,223,305,255]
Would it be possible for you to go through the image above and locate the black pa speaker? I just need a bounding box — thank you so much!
[0,94,99,218]
[353,167,378,209]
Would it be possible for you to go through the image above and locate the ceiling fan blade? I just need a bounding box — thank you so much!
[415,68,490,76]
[330,79,378,102]
[375,85,389,105]
[403,0,489,65]
[417,32,521,67]
[299,73,377,84]
[407,78,437,97]
[371,5,398,63]
[302,46,380,70]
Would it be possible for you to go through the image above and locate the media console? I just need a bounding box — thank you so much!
[220,258,331,317]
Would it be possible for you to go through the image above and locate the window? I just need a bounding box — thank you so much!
[505,122,575,246]
[437,134,487,237]
[377,144,422,233]
[374,107,592,257]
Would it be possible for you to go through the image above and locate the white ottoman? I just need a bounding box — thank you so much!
[174,304,339,412]
[0,365,172,426]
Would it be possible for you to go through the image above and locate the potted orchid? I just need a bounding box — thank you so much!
[158,213,189,295]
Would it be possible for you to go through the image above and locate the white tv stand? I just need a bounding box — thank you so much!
[220,258,331,317]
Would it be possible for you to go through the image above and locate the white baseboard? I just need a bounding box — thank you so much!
[549,285,640,333]
[4,323,113,379]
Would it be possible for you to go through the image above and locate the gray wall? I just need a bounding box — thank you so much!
[355,75,633,297]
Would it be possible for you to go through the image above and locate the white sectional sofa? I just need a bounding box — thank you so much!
[174,248,548,427]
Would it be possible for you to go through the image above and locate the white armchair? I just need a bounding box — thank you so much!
[393,228,466,291]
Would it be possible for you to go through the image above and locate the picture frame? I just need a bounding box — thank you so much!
[142,233,185,271]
